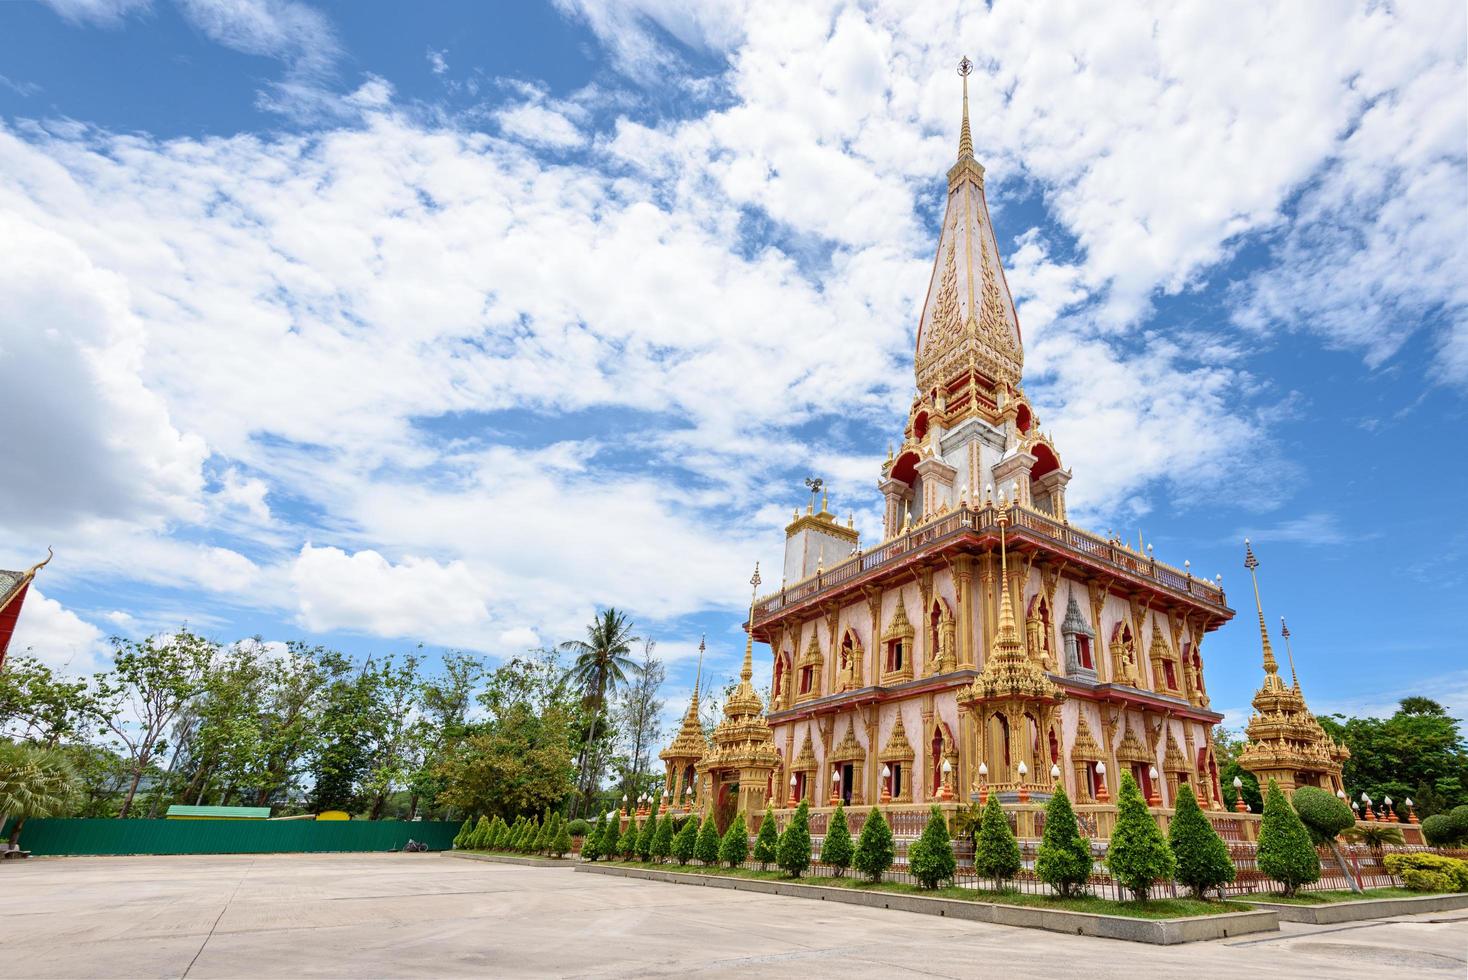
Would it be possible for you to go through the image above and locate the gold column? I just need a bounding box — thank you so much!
[954,555,975,669]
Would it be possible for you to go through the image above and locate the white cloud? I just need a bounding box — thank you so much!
[495,103,585,149]
[40,0,151,26]
[9,588,109,674]
[173,0,339,76]
[427,48,449,76]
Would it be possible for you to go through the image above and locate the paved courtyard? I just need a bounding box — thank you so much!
[1,853,1464,978]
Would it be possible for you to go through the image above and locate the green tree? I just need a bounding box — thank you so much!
[853,807,895,883]
[582,814,605,861]
[636,811,656,860]
[651,811,674,862]
[820,804,853,876]
[672,813,699,865]
[1319,698,1468,813]
[753,808,779,870]
[908,804,956,889]
[0,655,98,747]
[1106,772,1175,900]
[694,810,722,865]
[1292,785,1359,893]
[0,740,77,847]
[1036,788,1092,898]
[552,818,572,858]
[534,816,551,853]
[452,817,473,849]
[1214,726,1262,813]
[92,630,215,818]
[611,641,665,810]
[560,610,642,815]
[720,813,749,867]
[777,800,812,877]
[469,815,492,849]
[1257,779,1320,897]
[974,794,1021,887]
[620,816,640,859]
[1168,784,1234,899]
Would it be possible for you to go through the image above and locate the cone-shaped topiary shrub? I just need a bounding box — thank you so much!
[909,804,957,889]
[636,812,656,861]
[695,811,722,865]
[753,808,779,870]
[453,817,473,849]
[582,815,605,861]
[974,794,1021,888]
[592,815,617,859]
[553,819,572,858]
[651,812,674,863]
[1257,779,1320,897]
[853,806,895,883]
[533,818,550,853]
[720,813,749,867]
[1106,772,1175,900]
[672,813,699,865]
[470,815,492,849]
[619,817,640,859]
[1036,788,1093,898]
[1168,783,1234,899]
[821,804,853,877]
[777,800,812,878]
[482,816,500,849]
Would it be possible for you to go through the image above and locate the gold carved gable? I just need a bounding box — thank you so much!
[1115,724,1151,765]
[1071,714,1102,761]
[797,628,824,668]
[793,731,818,772]
[879,711,915,762]
[830,717,865,762]
[883,597,915,643]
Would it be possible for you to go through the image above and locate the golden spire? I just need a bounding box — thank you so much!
[693,634,704,706]
[1280,617,1300,690]
[741,562,760,683]
[993,507,1021,655]
[1243,539,1280,680]
[957,56,974,160]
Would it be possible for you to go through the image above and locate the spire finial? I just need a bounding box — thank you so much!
[1243,539,1278,678]
[1280,616,1300,690]
[694,634,705,699]
[957,56,974,161]
[742,563,761,682]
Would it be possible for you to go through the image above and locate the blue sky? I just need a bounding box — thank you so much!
[1,0,1465,737]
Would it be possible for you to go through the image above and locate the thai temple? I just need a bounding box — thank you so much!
[1236,541,1349,795]
[662,61,1264,834]
[0,550,50,670]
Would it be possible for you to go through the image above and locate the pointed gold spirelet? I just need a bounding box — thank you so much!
[957,56,974,160]
[1243,539,1279,678]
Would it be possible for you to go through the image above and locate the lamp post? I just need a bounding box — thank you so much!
[977,762,989,806]
[1233,776,1248,813]
[1094,761,1109,803]
[1050,763,1061,791]
[1361,792,1375,821]
[788,773,799,808]
[660,791,669,815]
[1406,797,1419,824]
[1147,765,1162,807]
[1383,795,1396,821]
[621,793,630,816]
[1017,760,1029,803]
[830,768,842,807]
[881,764,893,804]
[941,758,954,802]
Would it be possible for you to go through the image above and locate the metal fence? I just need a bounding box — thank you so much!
[1,817,459,856]
[697,834,1447,899]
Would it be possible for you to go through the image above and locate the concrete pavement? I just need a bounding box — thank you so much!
[1,853,1464,978]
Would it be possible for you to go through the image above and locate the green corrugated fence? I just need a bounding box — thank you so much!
[0,817,459,856]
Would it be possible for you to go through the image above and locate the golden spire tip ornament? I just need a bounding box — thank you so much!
[1243,538,1279,678]
[957,56,974,161]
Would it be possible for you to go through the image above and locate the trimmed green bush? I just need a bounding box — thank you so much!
[651,812,674,863]
[1293,786,1355,845]
[777,800,812,878]
[453,817,473,849]
[553,820,572,858]
[532,818,550,853]
[488,816,507,849]
[720,813,749,867]
[753,808,779,870]
[1036,788,1093,898]
[636,813,656,861]
[1105,772,1175,901]
[1384,852,1468,891]
[1422,814,1454,846]
[672,813,699,865]
[853,806,895,883]
[1168,784,1234,899]
[694,812,722,865]
[974,794,1021,887]
[1257,779,1320,897]
[581,815,605,861]
[567,818,591,838]
[472,815,493,849]
[820,804,853,877]
[908,804,957,890]
[619,817,640,859]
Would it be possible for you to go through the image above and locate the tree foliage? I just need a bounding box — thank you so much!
[1320,699,1468,814]
[908,805,956,889]
[1292,786,1355,845]
[672,813,699,865]
[853,806,895,883]
[1257,779,1320,897]
[720,813,749,867]
[820,803,853,876]
[651,811,674,862]
[776,800,812,877]
[753,808,779,869]
[0,740,77,846]
[1168,784,1234,899]
[694,811,722,865]
[973,794,1021,886]
[1105,772,1175,900]
[1036,788,1092,898]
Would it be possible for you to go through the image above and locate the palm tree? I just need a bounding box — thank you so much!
[560,609,641,815]
[0,741,77,850]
